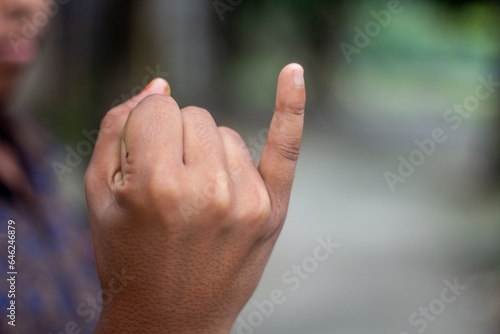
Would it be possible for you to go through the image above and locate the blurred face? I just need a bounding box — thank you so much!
[0,0,50,104]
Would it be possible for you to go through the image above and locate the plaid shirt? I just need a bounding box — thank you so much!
[0,125,100,334]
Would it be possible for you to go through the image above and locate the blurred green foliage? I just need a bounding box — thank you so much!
[23,0,499,146]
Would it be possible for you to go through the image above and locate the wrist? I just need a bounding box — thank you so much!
[94,304,234,334]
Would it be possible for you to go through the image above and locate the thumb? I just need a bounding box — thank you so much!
[258,63,306,220]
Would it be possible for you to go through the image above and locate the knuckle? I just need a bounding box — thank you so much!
[182,106,214,123]
[113,173,138,203]
[255,191,272,223]
[275,140,301,162]
[140,93,173,108]
[219,126,242,140]
[252,189,272,224]
[148,174,182,203]
[234,186,271,233]
[211,192,231,218]
[100,107,126,135]
[114,173,183,213]
[205,172,231,217]
[135,95,178,120]
[286,104,305,116]
[277,100,305,117]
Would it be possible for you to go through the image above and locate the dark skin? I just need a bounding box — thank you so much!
[1,1,307,332]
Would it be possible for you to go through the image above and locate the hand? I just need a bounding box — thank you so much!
[84,63,306,334]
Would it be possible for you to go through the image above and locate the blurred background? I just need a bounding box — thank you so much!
[11,0,500,333]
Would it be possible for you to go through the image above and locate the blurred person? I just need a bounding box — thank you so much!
[0,0,306,333]
[1,0,102,332]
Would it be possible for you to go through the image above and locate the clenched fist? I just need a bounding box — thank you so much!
[84,64,306,333]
